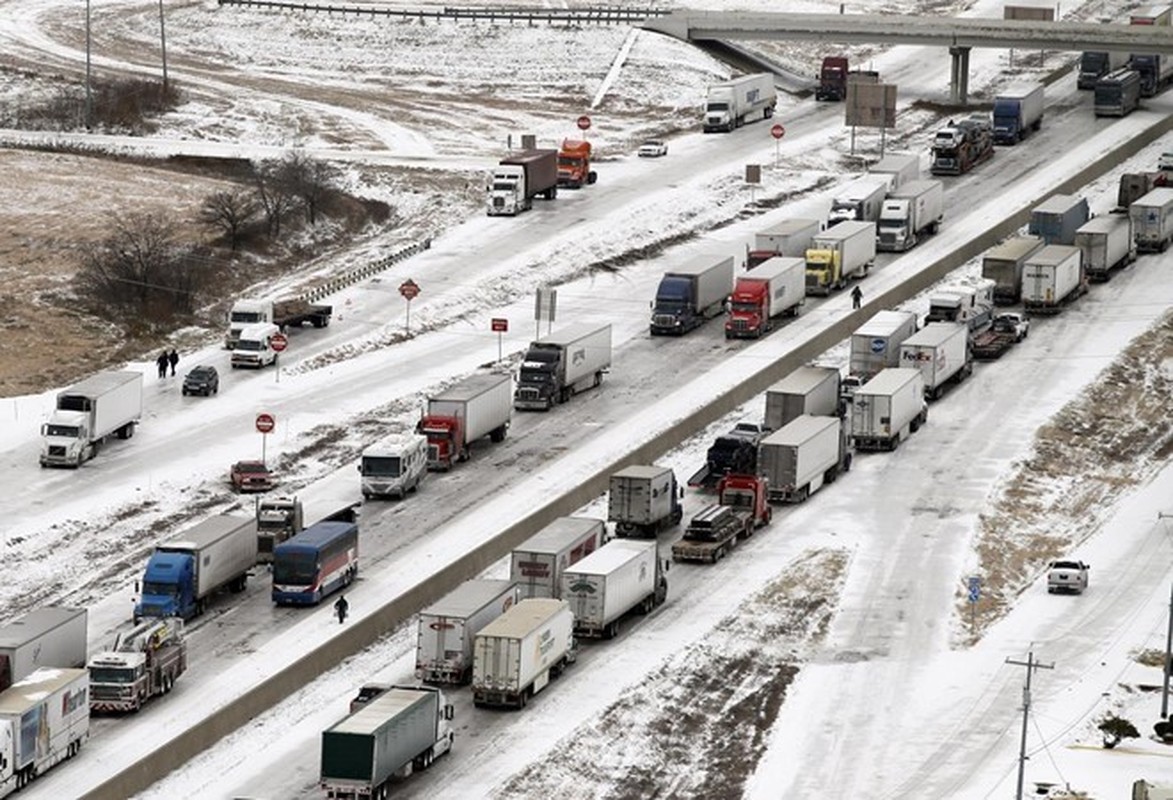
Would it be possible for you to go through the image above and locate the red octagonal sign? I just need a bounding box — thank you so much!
[770,123,786,140]
[399,279,420,301]
[576,115,591,131]
[270,332,288,352]
[255,412,276,434]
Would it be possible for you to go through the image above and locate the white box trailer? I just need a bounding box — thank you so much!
[1129,187,1173,253]
[759,415,846,503]
[746,219,821,267]
[828,177,890,226]
[514,323,612,410]
[876,180,944,252]
[1022,245,1084,314]
[40,370,143,467]
[725,256,804,338]
[560,539,666,639]
[981,235,1045,304]
[849,310,920,380]
[0,607,88,691]
[764,366,841,431]
[851,368,927,451]
[650,254,735,335]
[416,579,519,685]
[898,322,972,400]
[510,516,605,599]
[703,73,777,132]
[0,668,90,793]
[471,598,576,709]
[1076,215,1135,281]
[805,220,876,295]
[607,465,683,537]
[421,373,512,468]
[869,152,920,190]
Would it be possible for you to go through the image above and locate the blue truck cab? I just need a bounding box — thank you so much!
[135,551,197,622]
[650,275,701,335]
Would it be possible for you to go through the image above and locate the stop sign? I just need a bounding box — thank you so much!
[576,115,591,131]
[399,279,420,301]
[770,123,786,140]
[270,332,288,352]
[255,413,275,434]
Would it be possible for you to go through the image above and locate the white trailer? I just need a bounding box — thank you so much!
[471,598,576,709]
[1075,215,1135,281]
[560,540,667,639]
[992,82,1045,145]
[764,365,841,431]
[1022,245,1085,314]
[851,368,927,451]
[1129,187,1173,253]
[725,256,804,338]
[359,433,428,500]
[805,221,877,295]
[416,579,519,685]
[607,465,683,537]
[898,322,972,400]
[926,279,996,332]
[514,323,611,410]
[39,370,143,467]
[0,608,88,691]
[849,310,920,381]
[869,152,921,190]
[510,516,605,599]
[828,177,891,226]
[981,235,1045,304]
[703,73,777,133]
[746,219,822,267]
[0,668,89,794]
[420,373,512,468]
[759,415,847,503]
[876,180,944,252]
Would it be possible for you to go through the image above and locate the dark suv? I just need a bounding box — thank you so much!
[182,365,220,396]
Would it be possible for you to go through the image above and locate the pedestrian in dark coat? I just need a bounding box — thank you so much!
[334,594,349,624]
[157,351,169,379]
[851,285,863,310]
[168,349,179,377]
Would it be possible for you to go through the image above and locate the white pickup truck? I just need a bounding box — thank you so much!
[1047,560,1089,594]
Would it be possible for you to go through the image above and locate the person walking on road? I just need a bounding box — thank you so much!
[168,349,179,377]
[334,594,349,624]
[156,351,169,379]
[851,285,863,310]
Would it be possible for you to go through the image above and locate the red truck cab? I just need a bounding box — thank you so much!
[418,414,464,471]
[717,474,771,528]
[725,278,770,339]
[557,139,597,188]
[816,56,849,101]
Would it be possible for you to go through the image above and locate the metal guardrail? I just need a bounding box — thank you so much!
[216,0,668,24]
[299,238,431,304]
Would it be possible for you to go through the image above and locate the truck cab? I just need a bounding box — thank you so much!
[717,473,771,528]
[87,617,186,712]
[231,322,281,369]
[556,139,596,188]
[256,496,304,563]
[418,414,464,470]
[515,344,565,410]
[40,411,94,467]
[804,248,840,294]
[726,280,769,338]
[815,56,849,101]
[135,553,196,621]
[651,275,700,334]
[225,298,273,349]
[359,434,428,499]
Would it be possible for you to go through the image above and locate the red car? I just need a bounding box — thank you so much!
[230,460,275,493]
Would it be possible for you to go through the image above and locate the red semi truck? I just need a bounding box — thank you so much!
[418,373,512,470]
[725,256,805,339]
[556,139,597,188]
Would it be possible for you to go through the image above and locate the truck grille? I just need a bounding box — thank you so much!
[91,685,130,701]
[516,387,539,400]
[48,445,67,457]
[652,314,677,328]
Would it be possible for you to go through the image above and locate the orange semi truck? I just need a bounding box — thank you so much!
[556,139,597,188]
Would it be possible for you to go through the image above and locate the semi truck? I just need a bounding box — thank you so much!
[869,152,920,190]
[1129,186,1173,252]
[39,370,143,468]
[471,598,576,709]
[971,312,1030,360]
[805,221,876,295]
[650,254,733,335]
[764,366,842,431]
[926,280,995,332]
[87,617,186,712]
[687,422,769,490]
[898,322,973,400]
[415,579,519,685]
[1077,51,1129,90]
[0,607,87,692]
[815,56,849,101]
[1028,194,1090,246]
[359,433,428,499]
[876,180,944,252]
[254,496,359,564]
[1094,67,1143,116]
[930,115,994,176]
[556,139,596,188]
[319,685,454,798]
[1117,171,1168,211]
[1022,245,1086,314]
[671,473,770,564]
[991,83,1044,145]
[514,323,611,410]
[486,149,558,216]
[419,373,512,469]
[746,219,821,268]
[510,516,604,600]
[1075,215,1135,281]
[230,322,282,368]
[0,668,90,794]
[848,309,920,382]
[134,513,258,622]
[850,368,927,452]
[608,465,683,538]
[724,256,804,339]
[981,235,1045,304]
[759,415,851,503]
[703,73,777,132]
[827,176,890,226]
[224,296,331,348]
[1130,6,1173,95]
[560,539,668,639]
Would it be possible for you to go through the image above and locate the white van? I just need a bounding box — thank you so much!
[359,433,428,499]
[230,322,281,368]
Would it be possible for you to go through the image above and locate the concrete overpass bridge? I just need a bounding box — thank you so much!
[642,12,1173,103]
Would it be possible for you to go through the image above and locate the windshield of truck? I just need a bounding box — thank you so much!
[706,101,729,112]
[722,489,753,509]
[1080,53,1106,72]
[230,311,264,323]
[491,179,516,192]
[362,455,401,477]
[730,300,759,313]
[273,552,318,584]
[991,101,1018,124]
[142,581,178,598]
[236,339,262,351]
[518,366,553,386]
[557,156,581,167]
[89,666,135,683]
[43,423,80,437]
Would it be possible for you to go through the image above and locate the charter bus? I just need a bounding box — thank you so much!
[271,520,359,606]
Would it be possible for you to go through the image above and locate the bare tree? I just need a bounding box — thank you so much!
[277,151,338,225]
[252,159,299,239]
[198,190,258,250]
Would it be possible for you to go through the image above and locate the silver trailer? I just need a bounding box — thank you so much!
[510,516,605,599]
[898,322,972,400]
[764,366,841,431]
[0,668,90,794]
[421,373,512,469]
[1129,187,1173,253]
[560,539,667,639]
[607,465,683,537]
[981,235,1045,304]
[828,177,890,226]
[416,579,519,684]
[514,323,611,410]
[472,598,576,709]
[0,607,88,691]
[850,368,927,452]
[1022,245,1085,315]
[746,219,821,267]
[758,415,848,503]
[849,310,920,381]
[1028,194,1090,246]
[868,152,920,191]
[1075,215,1135,281]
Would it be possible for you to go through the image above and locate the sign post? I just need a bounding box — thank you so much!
[255,412,275,463]
[399,279,421,334]
[967,576,981,638]
[491,317,508,363]
[269,332,287,384]
[770,123,785,167]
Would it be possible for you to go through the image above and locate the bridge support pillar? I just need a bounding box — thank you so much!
[949,46,971,105]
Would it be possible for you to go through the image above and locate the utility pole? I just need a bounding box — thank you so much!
[158,0,168,91]
[1159,512,1173,719]
[85,0,92,129]
[1006,649,1054,800]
